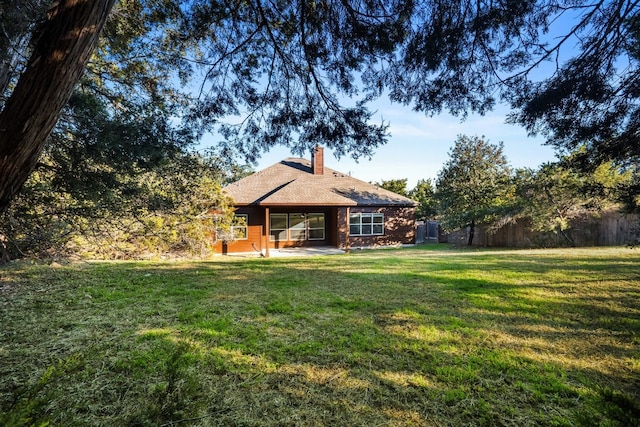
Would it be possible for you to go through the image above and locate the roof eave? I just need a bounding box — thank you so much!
[232,201,416,207]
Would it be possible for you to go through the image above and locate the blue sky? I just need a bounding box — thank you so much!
[252,101,558,190]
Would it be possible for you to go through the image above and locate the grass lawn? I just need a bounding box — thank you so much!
[1,245,639,426]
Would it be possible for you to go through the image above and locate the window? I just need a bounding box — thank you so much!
[269,213,325,241]
[232,214,248,240]
[308,213,325,240]
[270,213,288,241]
[349,213,384,236]
[289,213,306,240]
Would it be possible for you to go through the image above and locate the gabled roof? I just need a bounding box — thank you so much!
[224,158,418,207]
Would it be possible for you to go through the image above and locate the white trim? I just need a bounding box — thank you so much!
[349,212,384,236]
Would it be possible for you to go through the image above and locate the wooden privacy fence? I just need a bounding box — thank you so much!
[416,222,425,244]
[444,211,639,247]
[416,221,440,244]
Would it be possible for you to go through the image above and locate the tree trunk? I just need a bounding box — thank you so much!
[0,0,116,214]
[467,219,475,245]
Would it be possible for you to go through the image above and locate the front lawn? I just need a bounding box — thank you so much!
[1,246,639,426]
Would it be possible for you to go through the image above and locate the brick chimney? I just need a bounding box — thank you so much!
[311,146,324,175]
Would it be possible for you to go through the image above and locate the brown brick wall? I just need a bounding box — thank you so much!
[342,206,416,249]
[336,207,349,249]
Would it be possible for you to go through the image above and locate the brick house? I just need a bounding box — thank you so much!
[215,147,417,256]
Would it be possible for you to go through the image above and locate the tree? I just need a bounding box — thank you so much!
[409,179,437,220]
[435,135,513,245]
[376,179,409,197]
[3,0,640,217]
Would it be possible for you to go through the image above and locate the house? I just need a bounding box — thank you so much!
[215,147,417,256]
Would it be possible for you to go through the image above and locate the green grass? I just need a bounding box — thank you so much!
[1,245,639,426]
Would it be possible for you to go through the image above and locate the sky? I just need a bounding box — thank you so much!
[249,101,558,190]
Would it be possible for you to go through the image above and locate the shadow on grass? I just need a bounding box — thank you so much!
[1,248,639,426]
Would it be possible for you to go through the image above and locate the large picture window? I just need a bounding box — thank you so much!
[350,213,384,236]
[270,213,288,241]
[269,213,325,241]
[289,213,306,240]
[308,213,325,240]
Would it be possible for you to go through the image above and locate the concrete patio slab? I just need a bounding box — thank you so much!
[223,246,345,258]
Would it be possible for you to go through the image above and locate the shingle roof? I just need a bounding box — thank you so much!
[224,158,418,207]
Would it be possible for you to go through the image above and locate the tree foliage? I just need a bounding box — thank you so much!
[0,142,240,260]
[376,179,409,197]
[513,159,634,246]
[376,178,437,220]
[505,1,640,169]
[0,0,50,99]
[409,179,438,220]
[435,135,513,245]
[0,88,245,259]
